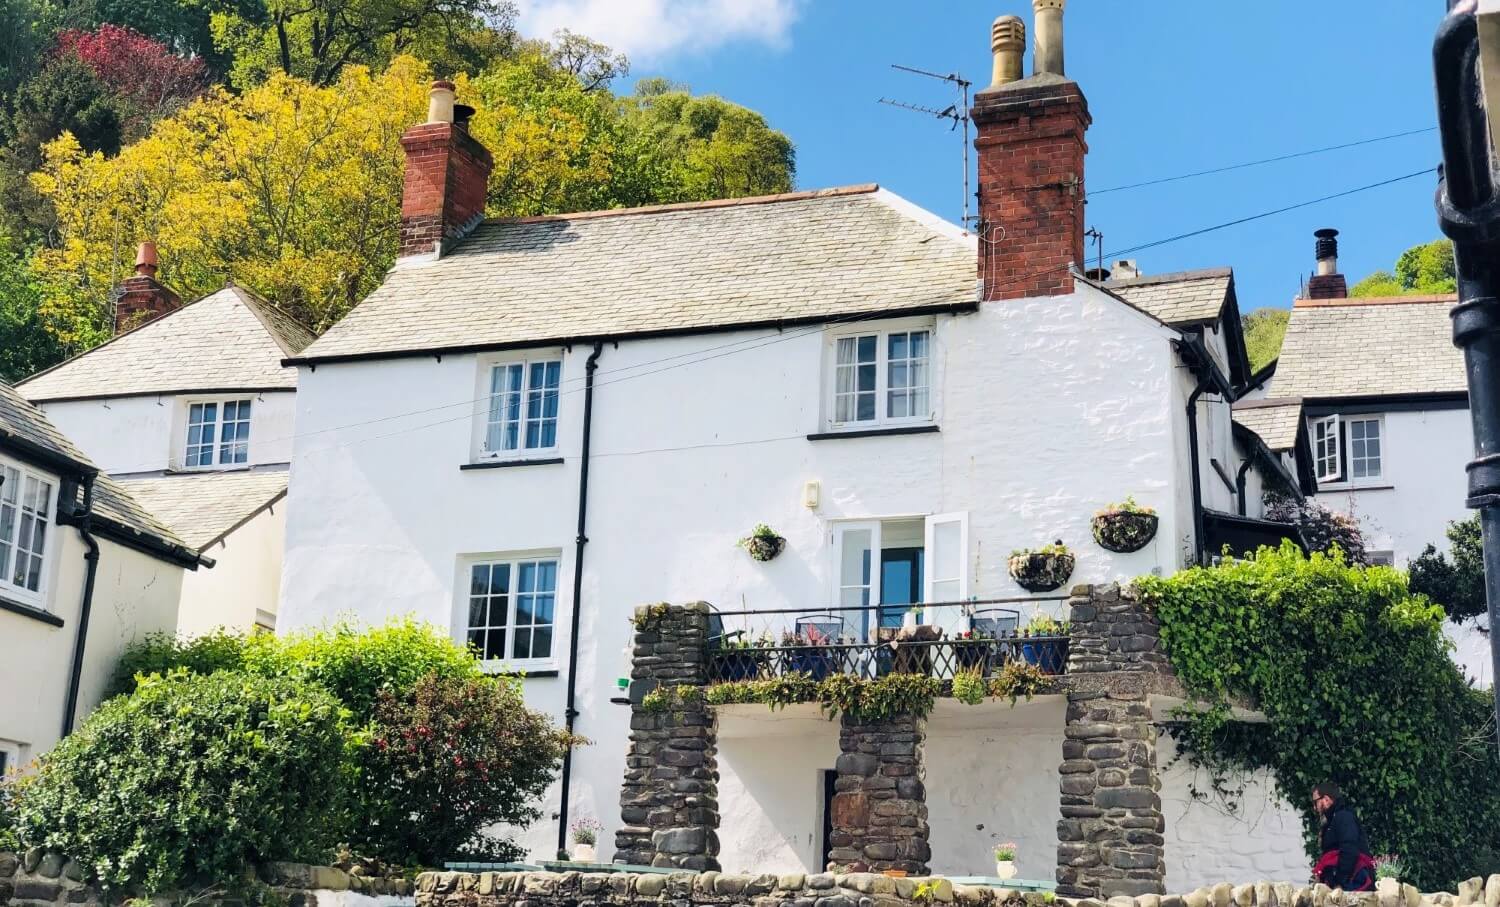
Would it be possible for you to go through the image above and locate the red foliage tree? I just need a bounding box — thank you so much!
[54,25,208,131]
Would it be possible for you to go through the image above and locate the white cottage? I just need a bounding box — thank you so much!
[0,381,201,769]
[18,250,314,636]
[278,4,1308,892]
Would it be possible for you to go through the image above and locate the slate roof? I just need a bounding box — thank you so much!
[1273,296,1463,399]
[1232,399,1304,453]
[1107,268,1232,327]
[119,471,288,549]
[293,185,978,363]
[20,286,315,401]
[0,382,193,559]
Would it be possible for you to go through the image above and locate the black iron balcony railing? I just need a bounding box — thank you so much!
[705,598,1072,683]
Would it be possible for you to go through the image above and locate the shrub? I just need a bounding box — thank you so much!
[1137,542,1500,889]
[1408,514,1486,622]
[12,671,349,894]
[107,628,247,697]
[1265,494,1369,565]
[350,673,576,866]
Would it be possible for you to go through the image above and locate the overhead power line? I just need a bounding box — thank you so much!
[1090,127,1438,196]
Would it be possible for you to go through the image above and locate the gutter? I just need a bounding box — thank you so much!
[60,475,100,737]
[557,341,603,854]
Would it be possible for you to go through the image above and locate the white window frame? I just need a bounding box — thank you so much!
[1311,413,1387,487]
[0,456,58,607]
[1312,414,1342,483]
[829,512,971,639]
[0,739,23,777]
[457,550,562,671]
[1346,416,1384,482]
[178,396,254,470]
[473,352,564,462]
[823,319,938,432]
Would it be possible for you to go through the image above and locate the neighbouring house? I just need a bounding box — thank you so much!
[1241,229,1488,680]
[17,245,314,636]
[276,5,1308,892]
[0,381,202,770]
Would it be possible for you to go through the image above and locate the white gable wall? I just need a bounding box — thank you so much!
[38,391,297,474]
[176,501,285,636]
[280,284,1198,862]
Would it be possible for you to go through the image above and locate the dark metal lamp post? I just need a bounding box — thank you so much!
[1434,0,1500,745]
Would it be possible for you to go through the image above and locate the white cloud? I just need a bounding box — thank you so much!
[515,0,800,64]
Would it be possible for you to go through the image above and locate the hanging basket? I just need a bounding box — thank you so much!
[1008,549,1075,593]
[1091,510,1160,553]
[742,533,786,562]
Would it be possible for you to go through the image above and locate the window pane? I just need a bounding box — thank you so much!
[513,630,531,660]
[485,628,506,660]
[533,626,553,659]
[836,337,856,366]
[857,335,876,362]
[856,390,875,421]
[470,563,490,596]
[839,529,872,609]
[468,596,487,628]
[490,563,511,596]
[889,333,908,361]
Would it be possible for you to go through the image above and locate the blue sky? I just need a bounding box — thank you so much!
[519,1,1448,314]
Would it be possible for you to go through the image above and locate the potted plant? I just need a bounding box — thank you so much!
[1092,497,1159,553]
[783,626,837,680]
[1008,541,1075,592]
[951,628,993,674]
[738,524,787,562]
[570,817,603,862]
[717,634,772,682]
[994,842,1017,879]
[1021,614,1070,675]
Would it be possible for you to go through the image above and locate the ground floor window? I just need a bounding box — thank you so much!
[464,555,559,664]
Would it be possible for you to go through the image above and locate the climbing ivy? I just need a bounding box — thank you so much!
[1136,542,1500,890]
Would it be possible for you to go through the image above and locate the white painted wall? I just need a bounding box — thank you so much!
[177,500,285,636]
[279,285,1205,863]
[1158,736,1309,889]
[1,517,184,766]
[39,391,297,474]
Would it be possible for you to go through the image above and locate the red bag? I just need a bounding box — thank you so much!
[1314,850,1377,892]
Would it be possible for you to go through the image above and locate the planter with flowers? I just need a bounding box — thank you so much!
[1008,541,1075,592]
[783,626,838,680]
[994,842,1017,879]
[717,633,773,682]
[1091,497,1159,553]
[1021,614,1070,675]
[951,628,994,674]
[738,524,786,562]
[569,817,603,862]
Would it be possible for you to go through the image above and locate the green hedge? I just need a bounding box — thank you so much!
[1137,542,1500,889]
[12,671,349,894]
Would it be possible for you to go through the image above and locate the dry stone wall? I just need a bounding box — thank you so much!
[0,851,413,907]
[828,715,930,875]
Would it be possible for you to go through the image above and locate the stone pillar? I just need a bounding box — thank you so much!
[615,603,721,870]
[1057,584,1167,898]
[827,714,931,875]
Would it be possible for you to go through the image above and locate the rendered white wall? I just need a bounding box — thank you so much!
[0,521,184,765]
[279,286,1197,860]
[39,391,297,474]
[1159,736,1309,889]
[176,501,285,636]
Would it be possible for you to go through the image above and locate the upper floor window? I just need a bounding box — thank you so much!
[828,326,933,428]
[483,359,561,457]
[0,461,55,601]
[1311,414,1383,483]
[185,399,251,468]
[465,554,559,665]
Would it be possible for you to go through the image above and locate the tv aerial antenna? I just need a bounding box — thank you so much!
[878,63,974,229]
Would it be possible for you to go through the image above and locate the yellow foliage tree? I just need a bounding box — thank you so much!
[32,57,432,345]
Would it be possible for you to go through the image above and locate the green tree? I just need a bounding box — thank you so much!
[1408,514,1486,623]
[0,234,66,380]
[4,53,124,170]
[1351,239,1456,297]
[1241,307,1289,371]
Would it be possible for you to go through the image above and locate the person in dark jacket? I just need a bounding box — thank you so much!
[1312,782,1375,891]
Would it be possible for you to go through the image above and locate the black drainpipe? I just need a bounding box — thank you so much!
[1185,380,1209,564]
[1235,458,1255,517]
[61,475,100,738]
[557,341,604,854]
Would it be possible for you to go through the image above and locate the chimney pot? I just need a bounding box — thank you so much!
[427,80,457,124]
[990,16,1026,88]
[1033,0,1066,76]
[1306,228,1347,299]
[135,241,158,277]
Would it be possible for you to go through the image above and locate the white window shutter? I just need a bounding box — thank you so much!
[924,512,969,604]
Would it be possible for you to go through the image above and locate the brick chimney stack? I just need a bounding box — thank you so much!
[971,1,1091,301]
[113,241,182,333]
[1305,228,1348,299]
[399,80,494,259]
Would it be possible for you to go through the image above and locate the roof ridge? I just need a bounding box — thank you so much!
[1293,294,1458,308]
[485,184,881,227]
[1105,267,1233,289]
[230,285,318,355]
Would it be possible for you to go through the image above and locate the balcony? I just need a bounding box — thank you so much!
[704,598,1071,684]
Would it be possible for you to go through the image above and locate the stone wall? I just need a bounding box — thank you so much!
[828,715,930,876]
[1066,583,1170,675]
[415,869,1472,907]
[616,602,722,871]
[0,850,413,907]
